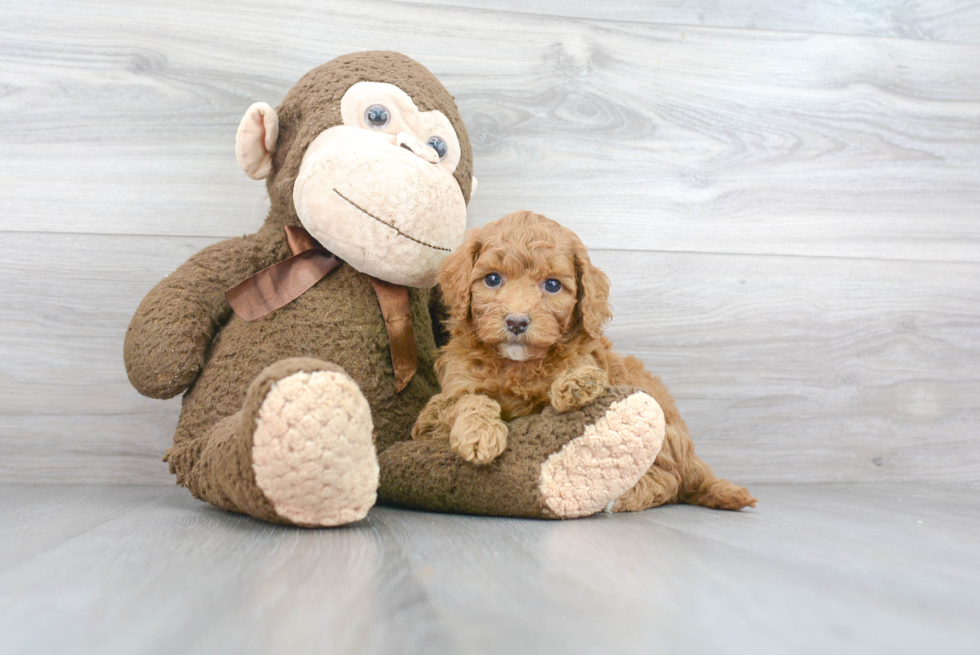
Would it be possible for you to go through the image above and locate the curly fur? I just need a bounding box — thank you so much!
[414,210,756,512]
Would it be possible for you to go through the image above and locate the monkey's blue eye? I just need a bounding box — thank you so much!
[484,273,503,288]
[543,279,562,293]
[365,104,390,128]
[427,136,448,160]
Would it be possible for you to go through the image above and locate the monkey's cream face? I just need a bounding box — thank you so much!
[292,83,468,287]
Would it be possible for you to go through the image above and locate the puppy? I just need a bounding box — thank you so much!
[413,210,755,511]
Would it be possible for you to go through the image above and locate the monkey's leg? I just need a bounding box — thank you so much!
[169,358,378,526]
[377,386,664,519]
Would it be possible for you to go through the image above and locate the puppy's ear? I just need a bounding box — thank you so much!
[438,234,483,322]
[574,246,612,339]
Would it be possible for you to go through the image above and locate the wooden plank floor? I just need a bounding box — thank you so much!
[1,483,978,655]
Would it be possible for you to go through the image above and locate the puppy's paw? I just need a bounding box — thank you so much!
[449,395,508,465]
[412,396,454,441]
[551,366,609,413]
[412,414,445,442]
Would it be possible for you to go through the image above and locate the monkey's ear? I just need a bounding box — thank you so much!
[470,176,479,199]
[235,102,279,180]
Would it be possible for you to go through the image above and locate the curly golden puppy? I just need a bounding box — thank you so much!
[413,210,756,511]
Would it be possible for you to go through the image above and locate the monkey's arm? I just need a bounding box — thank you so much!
[124,233,281,399]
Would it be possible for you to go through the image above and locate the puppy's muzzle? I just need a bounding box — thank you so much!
[505,313,530,335]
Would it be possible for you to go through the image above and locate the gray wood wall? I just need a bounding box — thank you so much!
[1,0,978,485]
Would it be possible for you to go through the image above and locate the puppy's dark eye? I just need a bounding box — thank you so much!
[364,104,390,128]
[426,136,448,160]
[543,279,562,294]
[484,273,503,288]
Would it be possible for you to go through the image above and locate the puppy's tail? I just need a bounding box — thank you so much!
[619,355,756,511]
[679,455,757,510]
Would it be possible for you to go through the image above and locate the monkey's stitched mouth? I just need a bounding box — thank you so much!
[333,189,452,252]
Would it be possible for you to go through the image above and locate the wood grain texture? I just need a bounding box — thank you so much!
[0,485,461,655]
[0,2,977,486]
[1,233,977,484]
[1,1,978,261]
[380,483,980,654]
[408,0,980,44]
[0,484,169,572]
[1,483,978,654]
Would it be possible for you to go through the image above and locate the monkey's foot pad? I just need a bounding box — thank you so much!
[539,391,665,519]
[251,369,378,526]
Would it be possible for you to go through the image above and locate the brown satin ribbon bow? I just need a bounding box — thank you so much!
[225,225,418,392]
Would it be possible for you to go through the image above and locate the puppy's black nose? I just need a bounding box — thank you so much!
[505,314,530,335]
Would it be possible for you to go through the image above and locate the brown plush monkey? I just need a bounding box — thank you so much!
[125,52,666,526]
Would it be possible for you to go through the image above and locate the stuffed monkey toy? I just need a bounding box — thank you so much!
[124,52,666,526]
